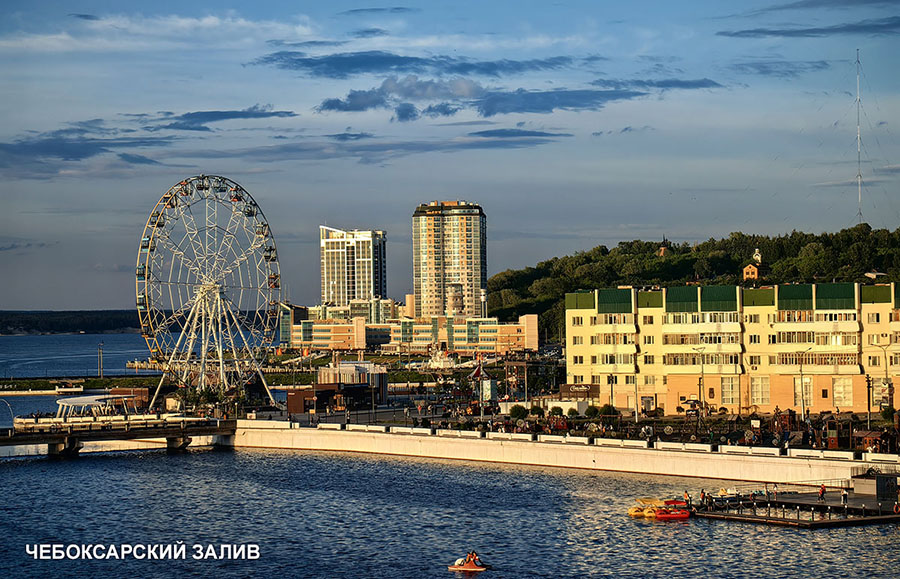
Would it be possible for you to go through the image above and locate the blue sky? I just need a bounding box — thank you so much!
[1,1,898,309]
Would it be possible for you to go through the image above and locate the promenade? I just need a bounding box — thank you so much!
[230,420,900,484]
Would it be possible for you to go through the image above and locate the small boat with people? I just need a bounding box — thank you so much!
[449,551,491,572]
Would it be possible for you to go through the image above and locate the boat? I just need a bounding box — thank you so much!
[628,497,692,520]
[654,508,692,521]
[448,556,491,572]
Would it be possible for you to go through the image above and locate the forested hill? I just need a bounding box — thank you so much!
[0,310,140,335]
[487,224,900,341]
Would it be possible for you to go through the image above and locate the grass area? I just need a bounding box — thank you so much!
[0,375,158,391]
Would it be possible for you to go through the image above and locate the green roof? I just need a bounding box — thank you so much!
[666,286,698,312]
[638,290,663,308]
[565,291,595,310]
[701,285,737,312]
[778,284,813,311]
[815,283,855,310]
[596,288,632,313]
[743,288,774,307]
[860,285,891,304]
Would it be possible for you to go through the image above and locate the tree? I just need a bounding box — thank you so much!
[530,405,545,418]
[585,406,600,418]
[509,405,528,421]
[549,406,563,416]
[567,408,580,418]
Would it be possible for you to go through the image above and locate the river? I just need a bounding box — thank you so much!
[0,333,152,379]
[2,337,899,578]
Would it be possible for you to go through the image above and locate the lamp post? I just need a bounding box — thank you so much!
[798,347,813,423]
[98,341,104,379]
[691,346,705,418]
[872,342,892,425]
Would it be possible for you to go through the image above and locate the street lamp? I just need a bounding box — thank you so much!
[1,398,14,432]
[98,341,104,379]
[691,346,705,418]
[798,347,813,423]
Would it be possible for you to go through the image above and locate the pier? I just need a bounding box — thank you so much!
[1,416,236,456]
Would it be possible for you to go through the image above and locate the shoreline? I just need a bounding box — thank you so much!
[231,422,889,484]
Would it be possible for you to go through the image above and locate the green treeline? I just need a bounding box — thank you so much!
[0,310,140,335]
[487,223,900,341]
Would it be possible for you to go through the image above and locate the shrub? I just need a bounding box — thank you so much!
[549,406,563,417]
[530,405,545,418]
[585,406,600,419]
[509,405,528,421]
[567,408,580,418]
[882,406,896,421]
[598,404,618,416]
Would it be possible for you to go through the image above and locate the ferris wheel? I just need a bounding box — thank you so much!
[136,175,280,407]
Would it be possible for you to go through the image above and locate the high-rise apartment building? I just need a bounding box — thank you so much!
[412,201,487,318]
[320,226,386,306]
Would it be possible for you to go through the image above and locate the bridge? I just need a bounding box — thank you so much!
[1,415,236,456]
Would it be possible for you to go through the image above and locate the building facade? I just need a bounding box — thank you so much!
[412,201,487,318]
[565,283,899,416]
[320,226,387,306]
[282,314,538,356]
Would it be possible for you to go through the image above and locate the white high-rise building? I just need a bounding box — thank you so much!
[319,226,386,306]
[412,200,487,318]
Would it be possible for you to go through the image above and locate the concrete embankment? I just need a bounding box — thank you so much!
[0,436,218,458]
[232,421,890,483]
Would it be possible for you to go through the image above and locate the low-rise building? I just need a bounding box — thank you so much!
[280,312,538,356]
[565,283,899,416]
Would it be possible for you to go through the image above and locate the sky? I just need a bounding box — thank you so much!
[0,0,898,310]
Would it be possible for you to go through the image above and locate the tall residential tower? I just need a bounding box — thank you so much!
[412,200,487,318]
[319,226,386,306]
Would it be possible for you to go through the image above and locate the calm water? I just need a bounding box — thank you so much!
[1,448,899,578]
[2,336,899,577]
[0,333,152,379]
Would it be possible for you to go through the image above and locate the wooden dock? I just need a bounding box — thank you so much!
[694,491,900,529]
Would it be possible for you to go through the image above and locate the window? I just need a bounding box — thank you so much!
[573,375,584,384]
[833,377,852,407]
[643,376,657,386]
[642,315,654,325]
[721,376,738,405]
[750,334,760,344]
[793,376,812,407]
[868,356,881,366]
[590,316,598,325]
[591,375,604,384]
[748,355,761,366]
[591,335,600,345]
[750,376,770,405]
[572,356,584,364]
[744,314,760,324]
[643,355,655,365]
[643,335,654,345]
[768,335,776,344]
[608,375,618,385]
[625,375,636,385]
[868,313,881,324]
[590,355,597,364]
[572,336,583,345]
[572,316,583,326]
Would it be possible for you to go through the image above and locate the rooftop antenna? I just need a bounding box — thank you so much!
[856,48,863,223]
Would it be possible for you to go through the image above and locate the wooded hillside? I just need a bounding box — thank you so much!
[487,224,900,340]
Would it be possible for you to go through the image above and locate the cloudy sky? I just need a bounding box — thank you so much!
[1,1,899,310]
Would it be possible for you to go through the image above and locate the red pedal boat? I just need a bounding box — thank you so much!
[654,508,691,521]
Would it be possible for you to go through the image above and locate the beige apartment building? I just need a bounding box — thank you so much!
[565,283,899,416]
[412,201,487,318]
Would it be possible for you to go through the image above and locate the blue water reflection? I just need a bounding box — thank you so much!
[1,448,897,578]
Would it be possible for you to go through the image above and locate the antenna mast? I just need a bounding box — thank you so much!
[856,48,862,223]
